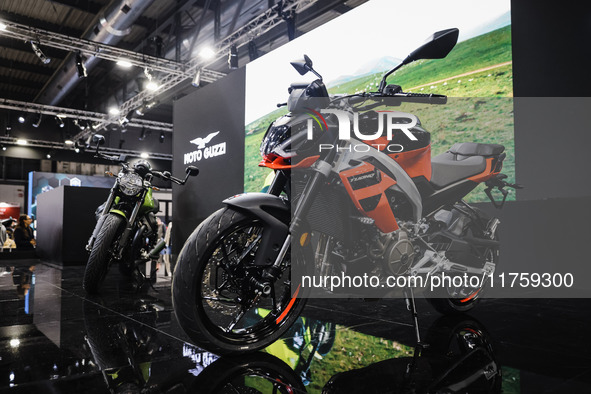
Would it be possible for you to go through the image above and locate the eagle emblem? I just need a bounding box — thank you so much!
[190,131,220,149]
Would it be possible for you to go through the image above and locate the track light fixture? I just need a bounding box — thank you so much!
[32,114,42,128]
[73,119,86,131]
[18,115,25,124]
[191,68,202,87]
[75,52,87,78]
[228,44,238,69]
[30,41,51,64]
[55,116,65,128]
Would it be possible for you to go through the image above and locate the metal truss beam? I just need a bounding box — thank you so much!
[0,19,187,76]
[0,98,173,133]
[0,136,173,160]
[78,0,318,139]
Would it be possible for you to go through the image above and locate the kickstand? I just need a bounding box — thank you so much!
[133,259,159,293]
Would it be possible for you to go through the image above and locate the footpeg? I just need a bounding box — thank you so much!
[485,174,523,209]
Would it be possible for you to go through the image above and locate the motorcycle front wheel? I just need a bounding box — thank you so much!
[83,213,125,294]
[173,207,309,355]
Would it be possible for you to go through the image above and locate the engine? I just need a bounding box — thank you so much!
[368,227,417,275]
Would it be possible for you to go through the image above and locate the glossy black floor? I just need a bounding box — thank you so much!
[1,258,590,393]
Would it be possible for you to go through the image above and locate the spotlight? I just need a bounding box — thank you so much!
[159,132,165,143]
[31,41,51,64]
[109,107,120,116]
[140,152,149,159]
[74,147,80,153]
[1,145,6,151]
[18,115,25,124]
[228,44,238,69]
[116,59,133,68]
[144,68,159,91]
[46,151,54,159]
[146,80,159,91]
[55,116,65,128]
[248,40,259,61]
[75,52,87,78]
[199,46,215,59]
[191,68,201,87]
[64,139,74,145]
[0,22,6,31]
[32,114,42,128]
[16,139,27,145]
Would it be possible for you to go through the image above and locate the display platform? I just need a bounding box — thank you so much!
[0,257,589,393]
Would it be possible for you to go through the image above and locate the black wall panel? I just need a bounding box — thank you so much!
[172,68,246,256]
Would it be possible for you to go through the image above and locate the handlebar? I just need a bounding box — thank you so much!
[390,92,447,104]
[343,91,447,107]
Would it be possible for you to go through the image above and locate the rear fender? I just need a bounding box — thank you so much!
[223,193,290,266]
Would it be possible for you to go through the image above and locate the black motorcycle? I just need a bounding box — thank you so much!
[84,135,198,293]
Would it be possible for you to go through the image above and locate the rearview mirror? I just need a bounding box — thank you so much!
[186,166,199,176]
[403,28,459,64]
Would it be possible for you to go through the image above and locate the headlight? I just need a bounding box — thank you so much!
[260,124,290,158]
[118,172,143,196]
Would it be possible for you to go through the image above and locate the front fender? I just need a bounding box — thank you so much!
[223,193,290,266]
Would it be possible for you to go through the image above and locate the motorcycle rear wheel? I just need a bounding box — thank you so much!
[173,207,309,355]
[83,213,124,294]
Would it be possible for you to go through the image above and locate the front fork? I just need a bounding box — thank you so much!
[86,189,117,251]
[262,161,332,282]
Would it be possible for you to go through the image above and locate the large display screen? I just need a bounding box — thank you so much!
[244,0,513,202]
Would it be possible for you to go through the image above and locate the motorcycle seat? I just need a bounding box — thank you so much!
[429,143,505,188]
[448,142,504,157]
[430,152,487,189]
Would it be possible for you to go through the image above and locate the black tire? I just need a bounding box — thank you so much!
[428,209,499,314]
[172,207,310,355]
[84,213,125,294]
[191,352,306,393]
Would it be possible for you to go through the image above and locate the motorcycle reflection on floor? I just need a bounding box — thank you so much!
[322,315,501,394]
[189,315,500,394]
[83,296,212,394]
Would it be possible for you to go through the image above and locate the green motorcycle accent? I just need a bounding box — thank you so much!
[109,209,127,219]
[139,188,156,214]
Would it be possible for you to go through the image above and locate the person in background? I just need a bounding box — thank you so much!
[14,214,36,250]
[0,221,6,250]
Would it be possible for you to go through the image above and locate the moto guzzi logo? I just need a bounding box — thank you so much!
[184,131,227,164]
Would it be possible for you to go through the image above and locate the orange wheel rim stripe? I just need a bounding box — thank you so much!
[276,284,301,324]
[460,288,481,303]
